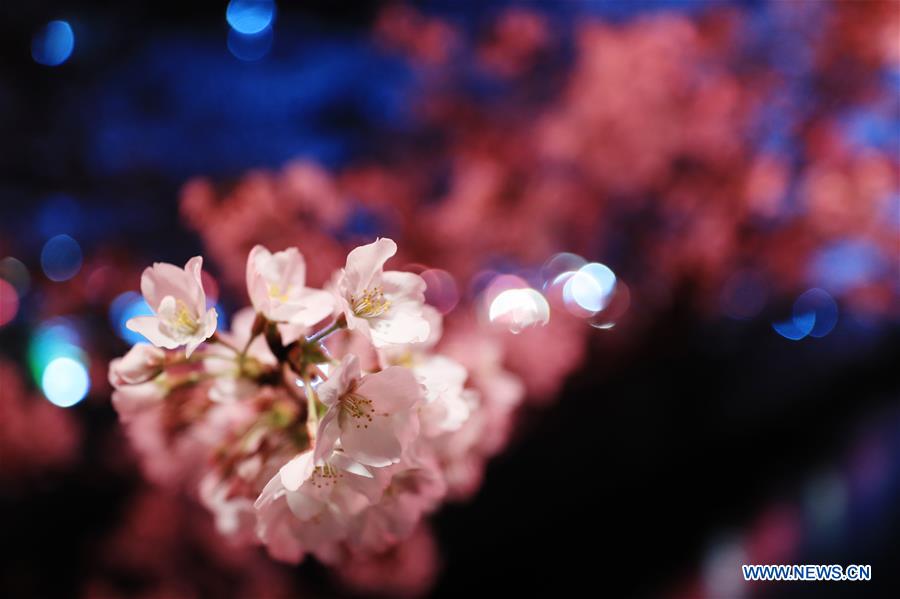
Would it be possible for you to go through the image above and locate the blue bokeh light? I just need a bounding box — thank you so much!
[772,288,839,341]
[41,357,90,408]
[32,20,75,66]
[110,291,154,344]
[721,270,768,320]
[772,311,816,341]
[215,303,229,332]
[227,27,274,62]
[40,234,83,281]
[226,0,276,35]
[794,288,838,338]
[37,195,82,238]
[810,239,885,294]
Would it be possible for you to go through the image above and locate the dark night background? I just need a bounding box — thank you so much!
[1,1,899,598]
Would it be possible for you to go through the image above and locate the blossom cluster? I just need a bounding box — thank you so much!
[108,237,524,566]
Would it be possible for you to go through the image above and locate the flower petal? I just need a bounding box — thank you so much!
[358,366,423,412]
[125,315,180,349]
[246,245,272,314]
[381,270,426,302]
[313,408,341,465]
[338,408,403,467]
[344,238,397,295]
[279,451,315,492]
[369,309,431,347]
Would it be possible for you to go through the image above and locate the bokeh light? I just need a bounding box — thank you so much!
[213,303,229,332]
[41,357,90,408]
[702,536,747,599]
[488,288,550,334]
[540,252,586,289]
[482,274,530,302]
[0,279,19,327]
[563,262,616,313]
[468,269,501,300]
[809,239,886,295]
[226,0,276,35]
[772,310,816,341]
[804,472,847,540]
[587,280,631,330]
[720,270,768,320]
[772,288,839,341]
[27,318,86,384]
[37,195,82,238]
[544,271,576,311]
[201,271,220,307]
[110,291,154,344]
[0,256,31,295]
[31,20,74,66]
[793,288,838,338]
[227,27,274,62]
[40,234,83,281]
[421,268,459,314]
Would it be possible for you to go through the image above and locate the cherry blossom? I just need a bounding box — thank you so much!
[205,307,278,403]
[127,256,218,356]
[314,354,422,468]
[412,355,473,436]
[108,343,166,386]
[255,449,385,563]
[108,237,527,587]
[347,452,446,552]
[333,238,430,348]
[246,245,335,343]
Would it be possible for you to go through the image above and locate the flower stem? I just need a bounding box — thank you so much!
[240,313,268,358]
[303,373,319,443]
[313,364,329,381]
[210,332,240,354]
[307,316,346,345]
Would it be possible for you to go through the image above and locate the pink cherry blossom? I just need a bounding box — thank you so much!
[199,471,259,546]
[376,304,444,367]
[246,245,334,343]
[347,451,446,552]
[109,376,169,424]
[127,256,218,357]
[333,238,430,348]
[413,355,473,436]
[314,354,422,467]
[254,449,385,563]
[108,343,166,386]
[205,307,278,403]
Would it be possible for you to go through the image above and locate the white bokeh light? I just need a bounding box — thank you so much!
[488,288,550,334]
[563,262,616,313]
[41,356,90,407]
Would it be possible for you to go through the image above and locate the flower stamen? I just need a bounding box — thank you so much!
[170,300,200,336]
[309,463,343,489]
[350,287,391,318]
[340,391,376,429]
[267,282,291,302]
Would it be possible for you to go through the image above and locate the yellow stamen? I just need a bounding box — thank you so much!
[172,300,200,335]
[267,282,291,302]
[350,286,391,318]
